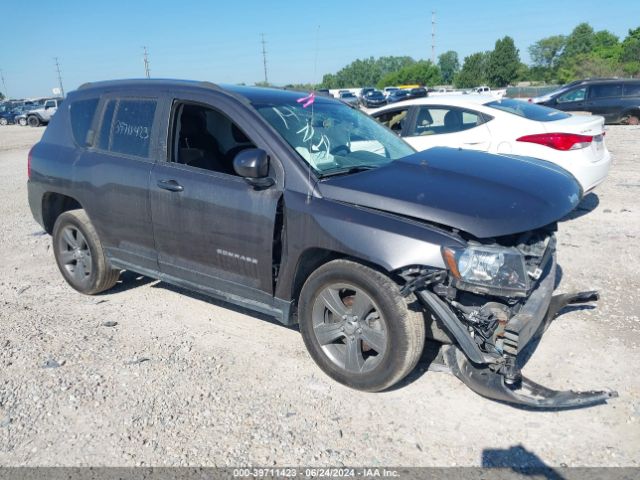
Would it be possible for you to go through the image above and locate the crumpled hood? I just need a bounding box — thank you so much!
[317,147,581,238]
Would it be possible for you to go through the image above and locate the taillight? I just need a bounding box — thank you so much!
[27,146,33,179]
[516,132,593,151]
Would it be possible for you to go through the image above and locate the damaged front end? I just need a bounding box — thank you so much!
[400,224,618,409]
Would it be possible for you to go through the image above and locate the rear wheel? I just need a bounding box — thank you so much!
[299,259,425,392]
[52,210,120,295]
[0,118,7,126]
[27,115,40,127]
[18,118,27,126]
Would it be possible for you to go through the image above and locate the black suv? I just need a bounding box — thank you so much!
[534,78,640,124]
[27,79,616,407]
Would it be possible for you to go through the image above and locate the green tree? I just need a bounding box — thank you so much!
[592,30,621,61]
[487,36,520,87]
[437,51,459,84]
[529,35,566,69]
[560,23,595,63]
[378,61,441,88]
[319,56,415,89]
[454,52,490,88]
[621,27,640,61]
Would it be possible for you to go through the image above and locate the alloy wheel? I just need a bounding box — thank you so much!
[57,226,92,285]
[311,283,388,374]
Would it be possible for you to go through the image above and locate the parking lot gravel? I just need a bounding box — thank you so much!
[0,124,639,467]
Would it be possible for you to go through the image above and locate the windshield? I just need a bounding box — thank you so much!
[253,97,414,176]
[486,98,571,122]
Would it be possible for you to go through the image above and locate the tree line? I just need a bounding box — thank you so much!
[316,23,640,90]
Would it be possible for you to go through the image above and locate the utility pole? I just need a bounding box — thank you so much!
[431,10,436,64]
[143,46,151,79]
[54,57,65,98]
[260,33,268,85]
[0,69,7,99]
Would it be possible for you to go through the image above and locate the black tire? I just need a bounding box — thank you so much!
[27,115,40,127]
[0,118,7,126]
[52,209,120,295]
[298,259,425,392]
[18,118,27,126]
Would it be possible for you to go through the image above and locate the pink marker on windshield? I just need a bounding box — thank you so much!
[297,92,315,108]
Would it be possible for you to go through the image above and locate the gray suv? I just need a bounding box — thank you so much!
[27,79,616,408]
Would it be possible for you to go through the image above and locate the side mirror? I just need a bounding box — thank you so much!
[233,148,274,188]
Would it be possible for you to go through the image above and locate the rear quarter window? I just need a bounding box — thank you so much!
[69,98,99,146]
[623,83,640,97]
[486,98,571,122]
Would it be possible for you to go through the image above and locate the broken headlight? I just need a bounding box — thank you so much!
[442,245,530,297]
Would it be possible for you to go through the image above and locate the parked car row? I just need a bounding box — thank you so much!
[0,97,62,127]
[26,79,616,409]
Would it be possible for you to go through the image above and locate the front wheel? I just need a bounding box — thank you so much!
[298,259,425,392]
[0,118,7,126]
[18,118,27,126]
[52,210,120,295]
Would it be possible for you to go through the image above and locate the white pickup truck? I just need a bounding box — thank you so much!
[472,86,507,98]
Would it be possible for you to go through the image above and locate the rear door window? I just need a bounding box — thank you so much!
[69,98,99,146]
[410,106,484,135]
[589,83,622,99]
[111,100,157,157]
[97,99,157,158]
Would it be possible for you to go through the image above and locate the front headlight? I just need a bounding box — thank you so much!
[442,245,530,297]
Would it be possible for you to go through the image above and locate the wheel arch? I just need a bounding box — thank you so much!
[41,192,83,234]
[288,247,404,314]
[620,107,640,124]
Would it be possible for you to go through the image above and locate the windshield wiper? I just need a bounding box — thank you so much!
[319,165,378,178]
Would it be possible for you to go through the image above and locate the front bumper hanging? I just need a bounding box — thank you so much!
[442,343,618,409]
[417,257,618,409]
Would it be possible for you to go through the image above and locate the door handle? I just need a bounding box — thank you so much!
[157,179,184,192]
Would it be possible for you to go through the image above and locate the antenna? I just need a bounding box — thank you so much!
[0,69,7,99]
[431,10,436,63]
[260,33,268,84]
[54,57,65,98]
[143,46,151,79]
[313,25,321,87]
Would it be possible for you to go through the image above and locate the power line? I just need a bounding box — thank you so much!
[143,46,151,78]
[260,33,268,84]
[54,57,65,98]
[431,10,436,63]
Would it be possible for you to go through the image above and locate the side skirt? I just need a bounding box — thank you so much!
[109,259,294,325]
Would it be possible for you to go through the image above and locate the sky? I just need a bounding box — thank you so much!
[1,0,639,99]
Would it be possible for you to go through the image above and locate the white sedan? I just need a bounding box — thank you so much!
[369,96,611,193]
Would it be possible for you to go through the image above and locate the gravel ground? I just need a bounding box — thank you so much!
[0,124,639,467]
